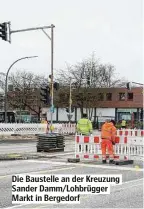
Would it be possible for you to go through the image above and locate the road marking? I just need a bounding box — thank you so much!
[27,159,144,171]
[0,166,76,179]
[117,177,143,185]
[38,152,74,157]
[5,178,144,209]
[27,160,71,165]
[78,162,144,171]
[0,151,74,157]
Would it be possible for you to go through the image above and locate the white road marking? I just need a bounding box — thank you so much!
[0,166,76,179]
[27,159,144,171]
[27,159,71,165]
[118,177,144,185]
[77,162,144,171]
[39,152,74,157]
[0,151,74,156]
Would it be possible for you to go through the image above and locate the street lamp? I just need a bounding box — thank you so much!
[4,56,38,123]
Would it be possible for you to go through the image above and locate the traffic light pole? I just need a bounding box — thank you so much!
[131,82,143,86]
[10,25,53,34]
[42,26,54,129]
[126,81,143,90]
[1,22,55,126]
[9,23,55,129]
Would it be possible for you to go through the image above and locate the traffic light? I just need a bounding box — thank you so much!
[126,82,132,90]
[40,86,51,104]
[87,76,91,86]
[54,82,59,90]
[0,22,8,41]
[49,75,59,90]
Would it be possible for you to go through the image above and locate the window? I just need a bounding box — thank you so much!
[106,93,112,101]
[119,93,125,101]
[127,93,133,100]
[98,93,104,101]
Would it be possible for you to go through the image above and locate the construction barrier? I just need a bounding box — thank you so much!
[116,129,144,137]
[61,123,76,134]
[0,123,143,137]
[0,123,76,135]
[74,135,144,162]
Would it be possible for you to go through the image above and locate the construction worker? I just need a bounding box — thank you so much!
[76,113,93,152]
[41,118,49,133]
[121,119,126,129]
[76,113,93,135]
[101,120,116,164]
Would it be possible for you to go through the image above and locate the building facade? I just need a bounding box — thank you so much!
[43,87,143,124]
[6,86,143,125]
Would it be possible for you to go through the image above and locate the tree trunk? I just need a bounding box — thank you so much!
[38,107,41,122]
[80,107,83,117]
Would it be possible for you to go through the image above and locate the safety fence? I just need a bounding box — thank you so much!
[0,123,76,135]
[116,129,144,137]
[0,123,143,136]
[75,135,144,162]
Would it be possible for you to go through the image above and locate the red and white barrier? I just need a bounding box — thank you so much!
[75,135,143,162]
[61,123,76,134]
[116,129,144,137]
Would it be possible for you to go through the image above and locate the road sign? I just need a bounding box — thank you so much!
[67,114,73,120]
[50,106,54,113]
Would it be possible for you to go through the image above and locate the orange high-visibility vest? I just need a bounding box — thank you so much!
[101,122,116,141]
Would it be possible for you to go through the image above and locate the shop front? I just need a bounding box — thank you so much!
[116,108,138,122]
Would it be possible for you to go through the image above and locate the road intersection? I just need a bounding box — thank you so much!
[0,138,143,208]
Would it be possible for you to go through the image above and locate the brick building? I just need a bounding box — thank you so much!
[6,86,143,124]
[45,87,143,123]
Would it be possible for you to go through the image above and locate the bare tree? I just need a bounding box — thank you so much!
[0,73,6,111]
[56,54,125,119]
[7,70,48,121]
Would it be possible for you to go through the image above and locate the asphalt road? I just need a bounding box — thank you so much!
[0,139,75,154]
[0,141,36,154]
[0,136,143,208]
[0,156,143,209]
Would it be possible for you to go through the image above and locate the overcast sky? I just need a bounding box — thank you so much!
[0,0,143,83]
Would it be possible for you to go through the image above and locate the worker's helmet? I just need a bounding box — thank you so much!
[110,120,116,126]
[82,113,87,118]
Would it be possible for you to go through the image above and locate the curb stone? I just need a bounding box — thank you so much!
[0,153,62,161]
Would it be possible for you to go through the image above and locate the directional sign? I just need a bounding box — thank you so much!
[67,114,73,120]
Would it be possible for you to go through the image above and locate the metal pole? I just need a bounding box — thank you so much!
[4,56,38,123]
[69,78,72,122]
[10,25,52,34]
[132,82,143,86]
[50,25,54,128]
